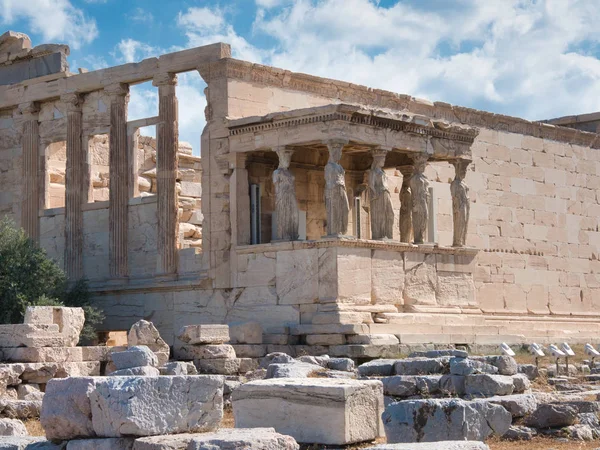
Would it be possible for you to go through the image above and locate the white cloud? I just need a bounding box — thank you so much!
[130,7,153,24]
[0,0,98,49]
[115,38,161,63]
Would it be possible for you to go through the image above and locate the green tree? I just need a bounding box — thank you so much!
[0,218,103,343]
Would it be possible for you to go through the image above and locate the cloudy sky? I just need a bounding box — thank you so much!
[3,0,600,154]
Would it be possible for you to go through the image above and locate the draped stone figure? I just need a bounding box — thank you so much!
[273,148,299,241]
[369,150,394,240]
[398,165,413,243]
[410,154,429,244]
[451,159,470,247]
[324,139,350,236]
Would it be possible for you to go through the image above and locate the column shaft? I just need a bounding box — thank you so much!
[20,103,40,241]
[107,84,130,278]
[153,74,179,275]
[63,94,84,280]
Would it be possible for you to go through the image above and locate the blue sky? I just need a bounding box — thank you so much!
[4,0,600,153]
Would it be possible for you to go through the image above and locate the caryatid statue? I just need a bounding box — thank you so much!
[451,159,471,247]
[273,147,299,241]
[369,149,394,240]
[410,154,430,244]
[324,139,350,236]
[398,165,413,243]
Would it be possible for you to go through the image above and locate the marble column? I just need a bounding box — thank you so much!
[398,165,413,243]
[410,154,429,244]
[368,149,394,240]
[324,139,350,237]
[273,147,299,241]
[62,93,84,280]
[106,83,130,278]
[451,159,471,247]
[19,102,40,242]
[153,73,179,275]
[230,152,250,246]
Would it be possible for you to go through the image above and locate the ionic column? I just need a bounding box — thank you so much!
[451,159,471,247]
[398,165,413,243]
[410,154,430,244]
[106,83,130,278]
[19,102,40,242]
[324,139,350,237]
[62,93,84,280]
[153,73,179,275]
[273,147,299,241]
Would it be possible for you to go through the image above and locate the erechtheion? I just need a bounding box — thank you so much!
[2,30,600,355]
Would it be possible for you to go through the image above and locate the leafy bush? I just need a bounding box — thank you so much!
[0,218,104,343]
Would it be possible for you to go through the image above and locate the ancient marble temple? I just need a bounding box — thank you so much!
[3,31,600,349]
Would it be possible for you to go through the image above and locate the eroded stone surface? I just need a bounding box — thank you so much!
[177,325,229,345]
[111,346,158,370]
[0,419,27,437]
[66,438,135,450]
[233,378,384,445]
[128,321,169,354]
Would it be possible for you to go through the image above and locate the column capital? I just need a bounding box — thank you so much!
[371,146,391,158]
[61,93,83,112]
[104,83,129,100]
[274,147,294,169]
[411,153,429,172]
[17,102,39,120]
[323,138,349,149]
[152,73,178,87]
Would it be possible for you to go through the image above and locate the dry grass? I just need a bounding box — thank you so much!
[24,419,44,436]
[300,437,386,450]
[512,343,590,367]
[488,435,600,449]
[221,407,235,428]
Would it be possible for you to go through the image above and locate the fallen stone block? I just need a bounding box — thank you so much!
[450,358,498,376]
[0,419,27,437]
[111,346,157,370]
[24,306,84,347]
[382,398,510,443]
[297,355,329,367]
[66,438,135,450]
[0,347,83,364]
[175,344,235,360]
[41,377,98,440]
[511,373,531,393]
[233,378,384,445]
[0,325,62,348]
[394,358,450,376]
[160,362,197,376]
[110,367,159,377]
[329,344,399,359]
[409,349,469,359]
[486,394,537,418]
[565,424,594,441]
[259,352,294,369]
[358,359,397,377]
[128,321,169,354]
[364,443,490,450]
[195,358,240,375]
[229,322,263,344]
[327,357,354,372]
[439,375,466,396]
[464,374,514,397]
[0,436,46,449]
[90,375,223,437]
[381,376,417,397]
[55,362,101,378]
[16,385,42,402]
[517,364,539,380]
[0,400,41,421]
[502,425,537,441]
[524,402,578,428]
[266,362,322,379]
[177,325,229,345]
[472,356,517,376]
[415,375,442,395]
[133,428,299,450]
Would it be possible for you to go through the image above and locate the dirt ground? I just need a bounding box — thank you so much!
[488,436,600,449]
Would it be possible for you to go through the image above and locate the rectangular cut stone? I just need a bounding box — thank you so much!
[276,249,318,305]
[0,324,62,348]
[229,322,263,344]
[23,306,85,347]
[232,378,384,445]
[305,334,346,346]
[290,324,369,335]
[174,344,235,360]
[90,375,224,437]
[0,347,83,363]
[231,345,267,358]
[177,325,230,345]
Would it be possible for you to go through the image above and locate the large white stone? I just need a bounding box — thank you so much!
[133,428,299,450]
[41,377,99,441]
[111,346,158,370]
[0,419,27,437]
[177,325,230,345]
[0,325,62,348]
[174,344,235,360]
[365,443,490,450]
[90,375,223,437]
[0,436,46,449]
[229,322,263,344]
[128,321,169,354]
[24,306,85,347]
[233,378,384,445]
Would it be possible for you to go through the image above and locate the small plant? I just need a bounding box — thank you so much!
[0,218,103,343]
